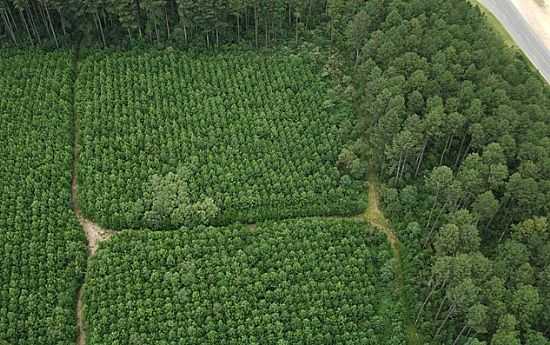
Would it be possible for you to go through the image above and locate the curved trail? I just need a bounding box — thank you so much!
[70,47,114,345]
[363,171,421,345]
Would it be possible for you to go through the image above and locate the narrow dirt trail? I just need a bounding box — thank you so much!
[71,174,114,257]
[70,46,113,345]
[75,288,85,345]
[364,171,399,250]
[363,170,421,345]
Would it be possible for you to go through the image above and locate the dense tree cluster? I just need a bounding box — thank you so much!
[84,219,405,345]
[0,0,361,47]
[76,50,365,230]
[0,50,87,345]
[140,167,220,228]
[2,0,548,343]
[343,0,550,344]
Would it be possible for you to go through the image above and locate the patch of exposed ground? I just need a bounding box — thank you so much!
[70,46,114,345]
[74,206,113,256]
[363,170,421,345]
[75,288,85,345]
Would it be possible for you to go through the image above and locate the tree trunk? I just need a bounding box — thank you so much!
[254,1,258,48]
[44,5,58,47]
[19,9,33,44]
[295,16,298,45]
[1,10,17,44]
[434,304,456,339]
[434,294,448,321]
[460,140,472,165]
[425,193,440,229]
[288,3,291,27]
[454,134,467,168]
[452,325,468,345]
[439,134,453,165]
[416,279,444,325]
[264,8,268,47]
[134,0,143,38]
[165,7,170,38]
[6,5,17,31]
[396,151,403,181]
[415,138,428,177]
[96,12,106,47]
[37,1,49,39]
[26,4,41,43]
[155,18,160,43]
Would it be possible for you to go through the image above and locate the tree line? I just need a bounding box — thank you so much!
[0,0,363,47]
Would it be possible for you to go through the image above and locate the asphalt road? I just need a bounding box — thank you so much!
[478,0,550,83]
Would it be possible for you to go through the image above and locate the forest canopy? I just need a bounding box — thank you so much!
[75,49,365,229]
[0,51,87,345]
[344,0,550,344]
[84,219,405,345]
[0,0,548,344]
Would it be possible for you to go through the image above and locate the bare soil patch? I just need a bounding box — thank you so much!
[76,288,85,345]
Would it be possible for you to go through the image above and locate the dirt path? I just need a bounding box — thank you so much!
[75,288,85,345]
[70,46,113,345]
[363,170,421,345]
[245,214,365,231]
[364,171,398,248]
[71,176,113,256]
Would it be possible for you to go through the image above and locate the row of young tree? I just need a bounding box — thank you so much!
[0,51,87,345]
[75,51,365,230]
[0,0,362,47]
[84,219,406,344]
[342,0,550,344]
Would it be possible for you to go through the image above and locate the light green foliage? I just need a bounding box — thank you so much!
[85,219,406,344]
[76,50,364,229]
[0,50,86,345]
[139,168,219,229]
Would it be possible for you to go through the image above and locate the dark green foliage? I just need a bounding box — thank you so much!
[0,0,339,47]
[85,219,406,344]
[75,50,365,230]
[348,0,550,344]
[0,50,86,345]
